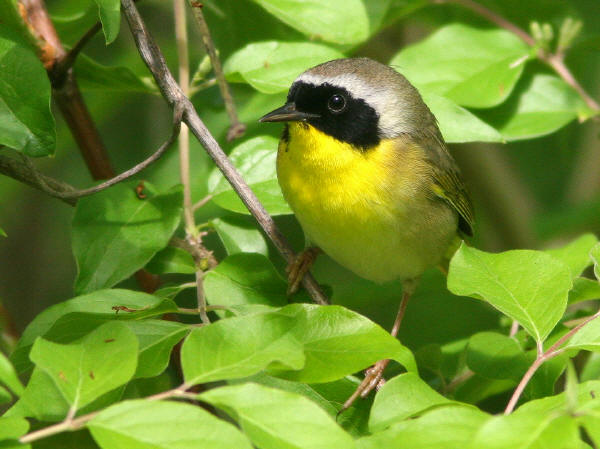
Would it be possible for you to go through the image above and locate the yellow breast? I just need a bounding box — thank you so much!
[277,123,456,282]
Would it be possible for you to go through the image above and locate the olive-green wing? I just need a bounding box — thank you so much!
[421,131,475,236]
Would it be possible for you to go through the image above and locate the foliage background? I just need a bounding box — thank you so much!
[1,0,600,447]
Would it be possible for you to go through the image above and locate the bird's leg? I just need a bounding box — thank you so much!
[341,279,417,411]
[286,247,321,295]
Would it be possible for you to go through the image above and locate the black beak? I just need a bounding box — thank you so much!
[259,102,320,123]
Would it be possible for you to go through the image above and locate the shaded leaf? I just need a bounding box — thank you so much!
[29,322,138,411]
[88,399,253,449]
[204,253,288,309]
[75,53,156,93]
[11,289,173,374]
[208,136,291,215]
[0,29,55,156]
[569,277,600,304]
[122,320,189,379]
[546,234,598,279]
[200,383,355,449]
[391,24,529,108]
[224,41,343,94]
[72,183,182,294]
[448,244,572,342]
[420,91,503,143]
[250,0,369,44]
[91,0,120,44]
[211,215,268,256]
[480,73,589,141]
[146,247,196,275]
[369,373,451,432]
[0,353,23,397]
[466,332,529,381]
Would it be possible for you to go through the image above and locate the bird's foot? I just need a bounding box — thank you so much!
[341,359,390,412]
[286,247,321,295]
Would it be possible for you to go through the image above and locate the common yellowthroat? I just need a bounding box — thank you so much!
[260,57,473,405]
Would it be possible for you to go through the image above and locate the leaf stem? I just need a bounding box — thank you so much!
[504,309,600,414]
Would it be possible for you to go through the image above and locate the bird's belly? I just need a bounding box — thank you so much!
[277,124,457,282]
[290,190,453,282]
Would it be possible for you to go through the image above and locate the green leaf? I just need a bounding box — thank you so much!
[211,215,268,256]
[0,353,23,397]
[88,399,253,449]
[369,372,452,432]
[224,41,344,94]
[390,24,529,108]
[465,332,529,381]
[146,247,196,275]
[91,0,120,44]
[244,373,371,437]
[273,304,417,382]
[74,53,156,93]
[201,383,355,449]
[470,411,579,449]
[12,289,173,374]
[181,309,305,385]
[208,136,291,215]
[122,320,189,379]
[182,304,414,385]
[0,227,6,238]
[420,91,503,143]
[250,0,369,44]
[448,244,572,342]
[569,277,600,304]
[204,253,289,309]
[591,243,600,281]
[72,183,182,294]
[480,73,589,141]
[0,417,29,440]
[29,321,138,411]
[0,29,55,156]
[546,234,599,279]
[562,315,600,352]
[357,405,489,449]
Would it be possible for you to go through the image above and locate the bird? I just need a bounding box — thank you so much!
[259,57,474,408]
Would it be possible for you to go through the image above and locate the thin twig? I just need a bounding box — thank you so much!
[504,309,600,414]
[0,153,78,206]
[20,384,190,444]
[435,0,600,111]
[192,194,213,211]
[187,0,246,141]
[121,0,328,305]
[16,106,183,200]
[53,22,102,82]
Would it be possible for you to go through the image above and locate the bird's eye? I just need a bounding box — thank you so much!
[327,94,346,113]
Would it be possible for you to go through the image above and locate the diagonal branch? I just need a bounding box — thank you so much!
[121,0,328,305]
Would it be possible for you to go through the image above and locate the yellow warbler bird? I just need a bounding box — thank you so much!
[260,57,473,406]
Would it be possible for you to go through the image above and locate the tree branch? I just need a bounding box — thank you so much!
[188,1,246,141]
[504,309,600,414]
[121,0,328,305]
